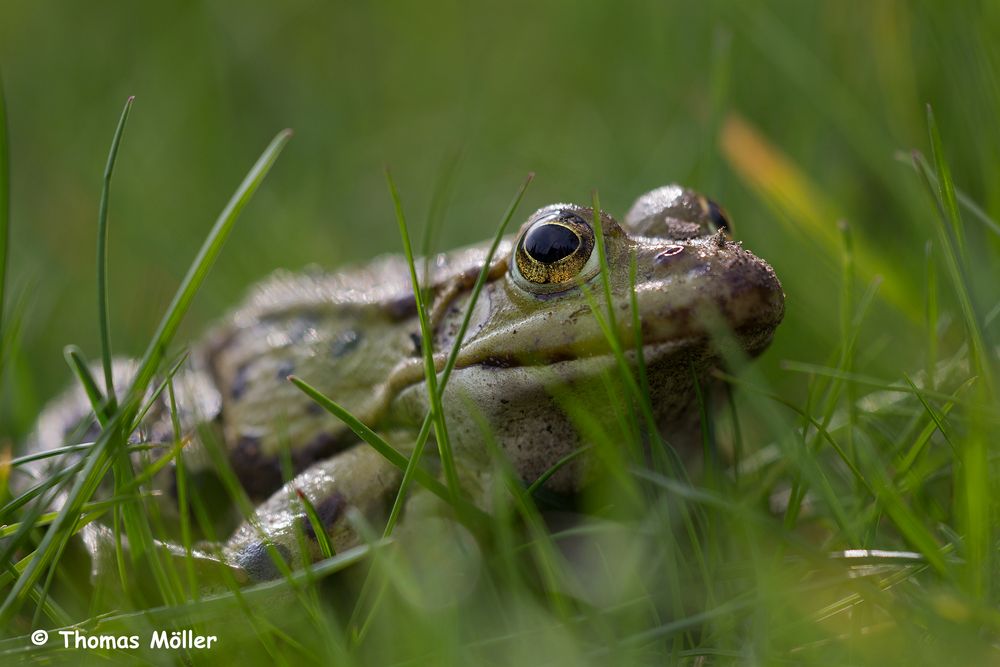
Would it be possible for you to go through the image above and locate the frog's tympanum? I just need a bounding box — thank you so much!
[28,185,784,584]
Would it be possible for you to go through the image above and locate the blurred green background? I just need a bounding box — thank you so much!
[1,0,998,438]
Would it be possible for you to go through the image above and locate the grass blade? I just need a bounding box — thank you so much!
[919,108,994,395]
[296,489,335,559]
[63,345,107,426]
[384,169,460,504]
[925,105,966,258]
[96,97,134,414]
[381,173,533,537]
[287,375,467,514]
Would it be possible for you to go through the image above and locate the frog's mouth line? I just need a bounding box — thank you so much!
[382,316,778,396]
[461,319,780,372]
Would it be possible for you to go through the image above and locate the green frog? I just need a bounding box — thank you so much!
[27,184,784,583]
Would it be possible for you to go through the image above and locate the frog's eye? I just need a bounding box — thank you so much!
[512,210,599,293]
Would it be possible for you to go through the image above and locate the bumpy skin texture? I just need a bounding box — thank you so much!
[26,184,784,582]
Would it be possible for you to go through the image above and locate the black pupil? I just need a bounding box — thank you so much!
[523,223,580,263]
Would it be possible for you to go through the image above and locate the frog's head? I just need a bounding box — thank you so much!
[455,184,784,368]
[421,185,784,491]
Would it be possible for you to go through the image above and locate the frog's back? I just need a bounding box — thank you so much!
[195,262,398,490]
[27,244,503,501]
[198,246,505,496]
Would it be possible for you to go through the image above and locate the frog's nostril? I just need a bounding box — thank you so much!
[233,541,291,581]
[655,245,685,263]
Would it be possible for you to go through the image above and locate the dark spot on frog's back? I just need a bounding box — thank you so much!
[235,433,262,457]
[231,431,354,500]
[292,431,353,470]
[300,491,347,540]
[231,434,284,499]
[230,363,251,400]
[386,294,417,320]
[330,329,361,358]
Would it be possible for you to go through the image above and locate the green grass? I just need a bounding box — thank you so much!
[0,111,295,637]
[1,2,1000,665]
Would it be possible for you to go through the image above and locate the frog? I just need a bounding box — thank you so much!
[24,184,784,585]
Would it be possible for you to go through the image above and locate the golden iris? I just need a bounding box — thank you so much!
[514,211,595,285]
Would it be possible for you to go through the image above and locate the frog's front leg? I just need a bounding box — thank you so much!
[222,442,403,581]
[48,442,390,602]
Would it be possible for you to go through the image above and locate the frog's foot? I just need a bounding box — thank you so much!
[222,444,402,581]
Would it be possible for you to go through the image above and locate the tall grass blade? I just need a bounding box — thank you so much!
[63,345,107,426]
[287,375,468,514]
[920,108,994,394]
[384,169,460,503]
[382,173,532,537]
[96,97,134,414]
[925,106,966,258]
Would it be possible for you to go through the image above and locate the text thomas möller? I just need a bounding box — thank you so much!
[58,629,218,650]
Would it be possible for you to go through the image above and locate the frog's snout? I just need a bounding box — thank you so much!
[709,246,785,355]
[642,238,784,357]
